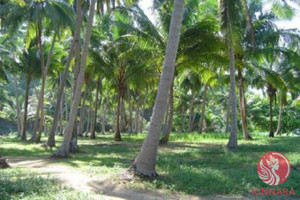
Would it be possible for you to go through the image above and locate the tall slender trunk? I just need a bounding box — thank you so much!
[59,88,64,134]
[78,90,86,136]
[13,75,22,137]
[224,101,230,133]
[90,79,101,139]
[160,81,174,144]
[54,0,96,157]
[275,100,283,135]
[226,10,238,150]
[21,75,31,141]
[32,24,45,139]
[70,0,83,147]
[115,90,122,141]
[48,39,76,146]
[140,96,146,133]
[238,69,252,140]
[132,0,185,177]
[181,106,186,132]
[101,98,107,134]
[86,105,91,133]
[134,105,139,134]
[129,94,133,133]
[188,98,194,132]
[48,0,82,146]
[34,33,57,143]
[268,93,274,138]
[241,0,255,48]
[198,83,208,134]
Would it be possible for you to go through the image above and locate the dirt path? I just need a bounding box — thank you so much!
[8,157,251,200]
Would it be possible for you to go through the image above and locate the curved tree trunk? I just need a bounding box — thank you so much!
[226,10,238,150]
[21,75,31,141]
[132,0,185,177]
[48,38,76,147]
[31,25,45,140]
[32,33,56,143]
[160,81,174,145]
[238,69,252,140]
[54,0,95,157]
[198,83,208,134]
[48,0,82,147]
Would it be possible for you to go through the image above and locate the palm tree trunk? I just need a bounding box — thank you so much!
[181,106,186,132]
[129,95,133,133]
[275,100,283,135]
[132,0,185,177]
[224,102,230,133]
[90,79,101,139]
[101,95,107,134]
[226,12,238,150]
[13,75,22,137]
[198,83,208,134]
[115,89,122,141]
[268,93,274,137]
[78,91,86,137]
[238,69,252,140]
[241,0,255,48]
[54,0,96,157]
[21,75,31,141]
[48,39,76,146]
[160,81,174,144]
[188,98,194,132]
[34,32,57,143]
[86,106,91,134]
[31,23,46,140]
[48,0,82,146]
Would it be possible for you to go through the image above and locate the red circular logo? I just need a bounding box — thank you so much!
[257,152,291,186]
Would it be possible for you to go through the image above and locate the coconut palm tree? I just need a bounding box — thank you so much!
[220,0,240,150]
[54,0,96,157]
[132,0,185,177]
[0,0,75,142]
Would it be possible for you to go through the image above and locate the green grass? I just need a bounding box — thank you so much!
[0,132,300,199]
[0,168,97,200]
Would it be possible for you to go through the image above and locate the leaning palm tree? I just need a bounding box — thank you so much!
[132,0,185,177]
[54,0,96,157]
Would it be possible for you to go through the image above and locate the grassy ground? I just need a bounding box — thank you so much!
[0,132,300,199]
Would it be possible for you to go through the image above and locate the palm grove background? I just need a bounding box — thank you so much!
[0,0,300,172]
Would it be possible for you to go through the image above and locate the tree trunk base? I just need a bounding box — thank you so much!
[90,135,96,139]
[51,153,69,159]
[159,137,168,145]
[114,137,122,142]
[114,133,122,141]
[226,144,238,152]
[129,165,158,178]
[243,135,253,140]
[47,139,56,148]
